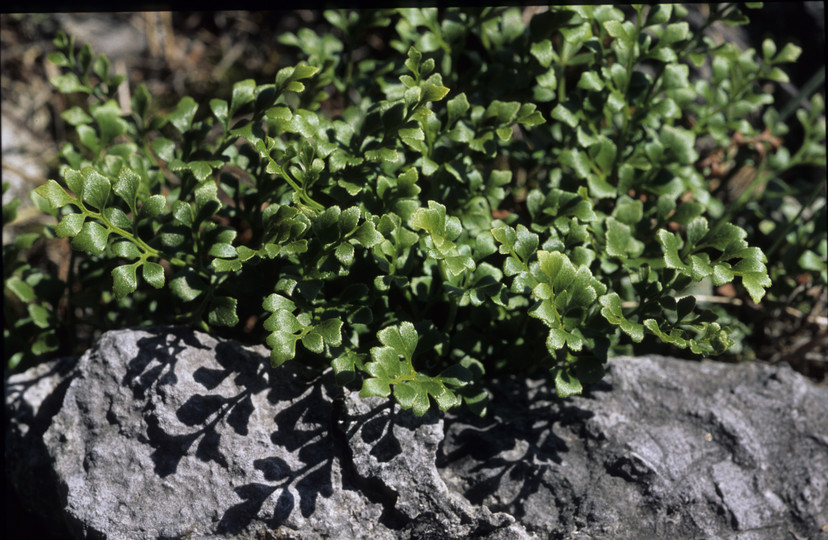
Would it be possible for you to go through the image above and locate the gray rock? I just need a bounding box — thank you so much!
[5,355,79,537]
[5,327,524,540]
[439,356,828,540]
[5,327,828,539]
[345,392,527,540]
[53,14,148,62]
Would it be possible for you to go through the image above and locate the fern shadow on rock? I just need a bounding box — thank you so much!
[28,327,347,539]
[438,375,598,525]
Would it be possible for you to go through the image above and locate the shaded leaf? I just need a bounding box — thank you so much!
[599,293,644,341]
[6,276,35,302]
[55,213,85,238]
[552,366,583,398]
[112,264,138,298]
[143,262,165,288]
[169,96,198,134]
[208,296,239,327]
[170,270,207,302]
[71,221,109,254]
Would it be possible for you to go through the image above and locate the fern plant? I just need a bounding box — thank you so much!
[6,5,825,415]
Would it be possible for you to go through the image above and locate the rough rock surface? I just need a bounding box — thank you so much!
[5,327,525,540]
[5,327,828,539]
[440,357,828,539]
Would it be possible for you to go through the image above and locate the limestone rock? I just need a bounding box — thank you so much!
[5,355,79,538]
[5,327,827,539]
[5,327,524,540]
[439,356,828,539]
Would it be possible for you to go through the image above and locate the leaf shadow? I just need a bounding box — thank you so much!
[128,327,338,536]
[341,397,442,464]
[219,380,339,535]
[437,375,604,519]
[353,402,404,462]
[130,330,265,476]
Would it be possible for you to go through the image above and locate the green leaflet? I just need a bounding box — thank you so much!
[112,264,138,298]
[262,293,343,367]
[359,322,475,416]
[599,292,645,342]
[72,221,109,254]
[412,201,475,277]
[643,319,733,356]
[552,365,583,398]
[657,219,771,303]
[35,180,75,209]
[529,251,605,356]
[142,263,165,289]
[206,297,239,327]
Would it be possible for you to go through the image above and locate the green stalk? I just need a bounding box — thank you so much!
[779,66,826,122]
[65,248,78,353]
[764,178,826,259]
[442,299,459,334]
[437,259,460,333]
[275,164,324,211]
